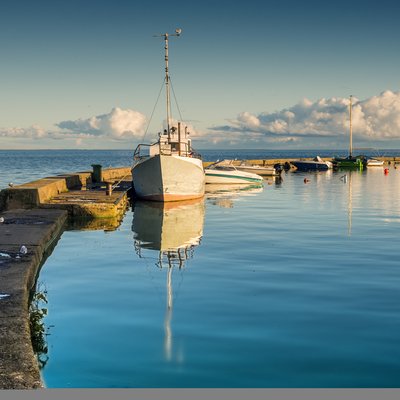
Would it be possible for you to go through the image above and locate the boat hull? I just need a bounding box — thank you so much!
[205,171,263,184]
[333,157,364,169]
[235,165,278,176]
[291,161,330,171]
[132,155,205,201]
[366,159,384,167]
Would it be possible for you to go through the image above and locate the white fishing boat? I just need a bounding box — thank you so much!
[205,160,263,184]
[132,29,205,202]
[234,161,281,176]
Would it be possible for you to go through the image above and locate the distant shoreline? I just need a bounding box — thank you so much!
[0,148,398,152]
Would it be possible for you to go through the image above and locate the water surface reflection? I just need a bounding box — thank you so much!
[205,183,263,208]
[132,199,205,360]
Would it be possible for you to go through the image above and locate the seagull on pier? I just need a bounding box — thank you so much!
[19,245,28,255]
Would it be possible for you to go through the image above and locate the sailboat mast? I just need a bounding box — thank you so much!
[349,95,353,157]
[156,29,181,140]
[164,33,171,138]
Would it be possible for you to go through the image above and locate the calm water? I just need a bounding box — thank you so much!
[2,150,400,387]
[1,148,398,188]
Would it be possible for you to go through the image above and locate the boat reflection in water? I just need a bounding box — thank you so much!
[132,198,205,360]
[205,182,264,208]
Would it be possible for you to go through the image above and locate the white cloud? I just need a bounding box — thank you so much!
[2,92,400,149]
[57,107,147,139]
[0,124,47,138]
[211,90,400,142]
[236,112,261,129]
[0,107,148,141]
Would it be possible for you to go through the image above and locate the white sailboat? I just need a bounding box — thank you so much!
[132,29,205,201]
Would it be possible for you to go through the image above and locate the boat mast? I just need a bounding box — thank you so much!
[155,29,181,139]
[349,95,353,157]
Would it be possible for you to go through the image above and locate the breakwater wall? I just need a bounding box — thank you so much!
[0,209,67,388]
[0,167,131,212]
[0,166,131,389]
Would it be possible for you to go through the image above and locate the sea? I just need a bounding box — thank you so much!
[0,148,398,189]
[1,149,400,388]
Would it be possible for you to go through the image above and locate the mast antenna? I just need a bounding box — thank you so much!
[153,28,182,138]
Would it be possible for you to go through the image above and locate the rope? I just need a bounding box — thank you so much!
[112,173,132,190]
[169,76,184,122]
[141,78,166,142]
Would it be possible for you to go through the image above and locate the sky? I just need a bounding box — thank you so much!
[1,0,400,150]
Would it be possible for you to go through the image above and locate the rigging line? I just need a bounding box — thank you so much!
[169,76,184,122]
[112,172,131,190]
[141,77,166,142]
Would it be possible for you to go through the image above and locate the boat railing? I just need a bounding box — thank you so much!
[133,143,154,160]
[189,149,202,160]
[134,141,202,160]
[207,160,237,170]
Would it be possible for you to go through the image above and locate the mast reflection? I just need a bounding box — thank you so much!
[132,198,205,361]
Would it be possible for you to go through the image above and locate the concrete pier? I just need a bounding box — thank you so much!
[0,208,67,389]
[0,166,132,389]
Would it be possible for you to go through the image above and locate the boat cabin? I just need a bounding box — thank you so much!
[134,122,198,161]
[155,123,192,157]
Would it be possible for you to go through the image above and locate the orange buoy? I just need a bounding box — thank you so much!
[384,168,389,175]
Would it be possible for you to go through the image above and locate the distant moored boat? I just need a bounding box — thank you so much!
[291,156,333,171]
[333,95,365,169]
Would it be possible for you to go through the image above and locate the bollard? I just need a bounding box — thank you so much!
[105,181,113,196]
[91,164,103,183]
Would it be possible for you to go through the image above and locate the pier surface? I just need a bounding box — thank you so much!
[0,166,131,389]
[0,208,67,388]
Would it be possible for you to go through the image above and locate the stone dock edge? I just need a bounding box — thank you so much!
[0,166,131,389]
[0,209,67,389]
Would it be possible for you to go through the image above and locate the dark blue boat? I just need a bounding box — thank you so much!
[291,156,333,171]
